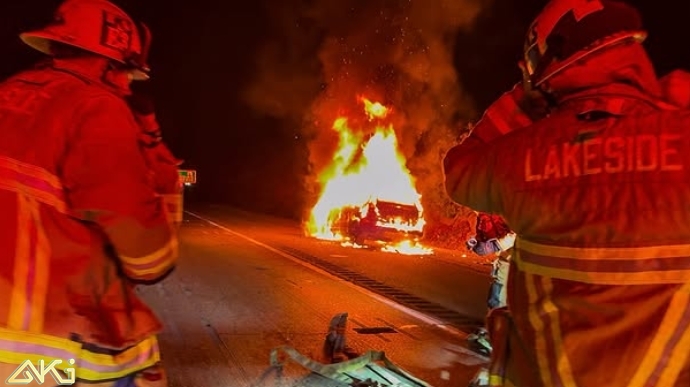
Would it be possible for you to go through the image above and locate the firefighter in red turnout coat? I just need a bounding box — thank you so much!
[445,1,690,386]
[0,0,177,385]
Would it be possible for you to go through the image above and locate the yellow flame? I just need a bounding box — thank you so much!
[306,98,432,255]
[361,97,389,120]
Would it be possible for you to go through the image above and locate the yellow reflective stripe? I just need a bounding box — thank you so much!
[488,374,504,386]
[658,297,690,385]
[628,281,690,387]
[119,237,178,277]
[525,273,554,387]
[0,156,62,187]
[29,198,50,333]
[520,239,690,260]
[0,156,66,213]
[540,277,577,387]
[517,259,690,285]
[525,274,577,386]
[489,374,518,387]
[119,237,177,266]
[9,196,52,332]
[0,181,67,213]
[8,195,31,330]
[0,328,160,381]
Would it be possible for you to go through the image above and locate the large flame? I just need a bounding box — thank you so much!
[306,97,432,255]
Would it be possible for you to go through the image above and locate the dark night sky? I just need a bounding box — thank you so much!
[0,1,689,219]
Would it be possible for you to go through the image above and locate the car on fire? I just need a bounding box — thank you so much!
[330,199,424,247]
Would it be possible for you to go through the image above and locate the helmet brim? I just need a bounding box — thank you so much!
[20,30,151,81]
[19,31,55,56]
[20,30,130,65]
[131,68,150,81]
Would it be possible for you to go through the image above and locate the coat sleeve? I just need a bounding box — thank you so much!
[62,94,178,283]
[444,136,496,213]
[142,141,183,195]
[444,83,535,213]
[143,141,184,225]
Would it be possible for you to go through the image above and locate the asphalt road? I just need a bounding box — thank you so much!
[137,205,492,387]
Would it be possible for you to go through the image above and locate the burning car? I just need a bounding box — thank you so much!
[305,97,433,255]
[331,199,424,246]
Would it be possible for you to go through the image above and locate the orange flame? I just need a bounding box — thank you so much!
[306,97,432,255]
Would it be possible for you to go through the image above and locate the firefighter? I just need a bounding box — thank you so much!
[0,0,177,386]
[445,1,690,386]
[469,213,516,310]
[466,214,514,355]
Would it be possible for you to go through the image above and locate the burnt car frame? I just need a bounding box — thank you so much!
[330,199,424,246]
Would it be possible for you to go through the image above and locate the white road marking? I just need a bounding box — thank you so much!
[185,211,475,343]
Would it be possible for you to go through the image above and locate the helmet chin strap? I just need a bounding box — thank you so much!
[519,61,556,117]
[102,62,134,96]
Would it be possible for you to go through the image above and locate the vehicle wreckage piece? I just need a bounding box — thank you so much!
[269,313,434,387]
[269,346,433,387]
[323,312,357,362]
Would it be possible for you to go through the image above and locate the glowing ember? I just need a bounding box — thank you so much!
[306,97,433,255]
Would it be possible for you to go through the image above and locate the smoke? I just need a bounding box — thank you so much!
[243,0,495,222]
